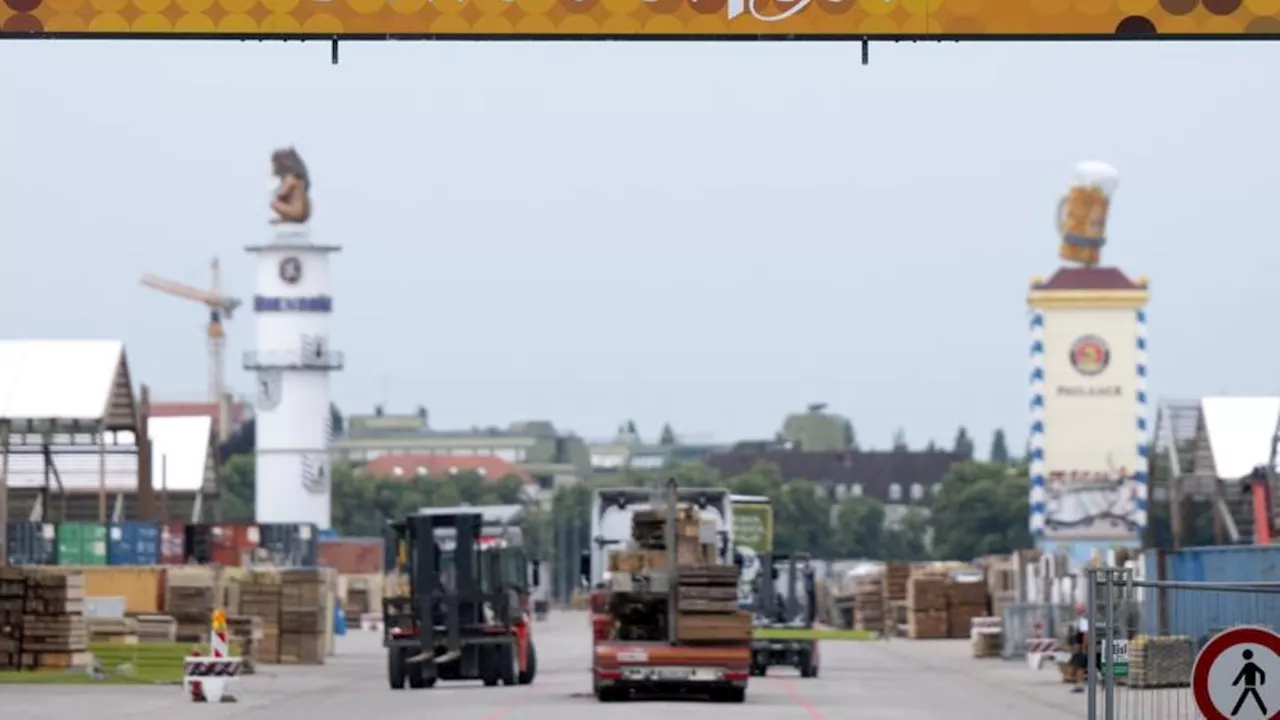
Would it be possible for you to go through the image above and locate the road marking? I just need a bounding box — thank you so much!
[779,678,823,720]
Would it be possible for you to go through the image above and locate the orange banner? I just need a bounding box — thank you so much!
[1,0,1277,37]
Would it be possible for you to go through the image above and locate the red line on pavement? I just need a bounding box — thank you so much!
[480,684,540,720]
[779,678,823,720]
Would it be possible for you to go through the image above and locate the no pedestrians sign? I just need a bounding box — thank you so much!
[1193,626,1280,720]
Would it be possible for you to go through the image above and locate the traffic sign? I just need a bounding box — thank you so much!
[1193,626,1280,720]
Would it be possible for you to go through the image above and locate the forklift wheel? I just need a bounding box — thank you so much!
[408,661,437,689]
[499,643,520,686]
[518,641,537,685]
[799,656,818,679]
[480,647,500,687]
[387,649,407,690]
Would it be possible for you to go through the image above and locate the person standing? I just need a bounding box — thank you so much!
[1070,604,1090,694]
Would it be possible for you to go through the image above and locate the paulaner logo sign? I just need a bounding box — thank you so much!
[1057,333,1119,396]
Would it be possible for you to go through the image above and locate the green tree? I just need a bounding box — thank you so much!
[843,421,858,451]
[330,403,344,437]
[953,426,975,460]
[658,423,677,446]
[989,429,1010,466]
[833,495,885,558]
[892,428,908,452]
[882,508,931,561]
[929,461,1031,560]
[219,453,255,521]
[774,479,833,557]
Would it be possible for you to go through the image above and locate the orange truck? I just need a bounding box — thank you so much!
[584,480,750,703]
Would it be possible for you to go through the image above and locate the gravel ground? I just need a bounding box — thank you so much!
[2,613,1098,720]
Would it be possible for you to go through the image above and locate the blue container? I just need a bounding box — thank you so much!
[1141,546,1280,640]
[6,522,57,565]
[107,521,161,565]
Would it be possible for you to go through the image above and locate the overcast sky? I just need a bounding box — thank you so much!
[2,40,1278,452]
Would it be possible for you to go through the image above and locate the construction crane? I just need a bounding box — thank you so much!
[140,258,242,443]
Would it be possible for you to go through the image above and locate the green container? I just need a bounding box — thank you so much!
[56,522,108,566]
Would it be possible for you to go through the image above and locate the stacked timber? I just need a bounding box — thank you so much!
[0,567,25,669]
[237,571,282,662]
[883,564,909,638]
[228,615,264,673]
[946,578,988,639]
[133,614,178,643]
[279,569,326,665]
[970,616,1002,658]
[87,616,139,644]
[167,572,215,643]
[18,570,91,670]
[675,566,751,644]
[853,574,884,633]
[906,574,948,639]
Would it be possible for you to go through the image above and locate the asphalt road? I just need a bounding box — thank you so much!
[3,612,1092,720]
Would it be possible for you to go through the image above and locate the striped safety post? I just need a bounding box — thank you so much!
[184,608,240,703]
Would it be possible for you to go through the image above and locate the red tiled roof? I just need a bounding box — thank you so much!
[363,454,532,484]
[1034,267,1143,292]
[150,401,249,429]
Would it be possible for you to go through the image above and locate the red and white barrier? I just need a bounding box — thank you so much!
[185,608,242,703]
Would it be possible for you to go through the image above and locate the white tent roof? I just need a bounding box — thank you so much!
[4,415,212,492]
[0,340,126,422]
[1201,396,1280,480]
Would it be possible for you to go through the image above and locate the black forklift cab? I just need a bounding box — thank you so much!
[382,511,533,689]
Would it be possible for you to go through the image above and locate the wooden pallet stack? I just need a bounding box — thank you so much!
[133,614,178,643]
[279,569,326,665]
[883,564,909,637]
[906,573,948,639]
[946,578,988,639]
[236,571,282,663]
[1128,636,1194,688]
[675,565,750,643]
[853,574,884,633]
[227,615,264,673]
[0,567,26,669]
[166,574,215,643]
[19,570,90,670]
[87,616,139,644]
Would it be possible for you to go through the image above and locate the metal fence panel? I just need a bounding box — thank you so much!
[1001,602,1073,659]
[1086,567,1280,720]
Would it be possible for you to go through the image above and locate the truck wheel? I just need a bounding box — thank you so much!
[388,649,407,690]
[595,685,625,702]
[518,641,537,685]
[480,647,500,687]
[499,644,520,686]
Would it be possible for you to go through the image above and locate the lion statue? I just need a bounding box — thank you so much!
[270,147,312,225]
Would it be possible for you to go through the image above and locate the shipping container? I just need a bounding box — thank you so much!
[194,523,260,567]
[57,522,108,566]
[6,522,57,565]
[259,523,318,567]
[107,521,162,565]
[160,522,186,564]
[319,537,384,575]
[1141,545,1280,640]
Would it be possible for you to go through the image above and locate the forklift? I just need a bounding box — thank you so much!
[382,510,538,690]
[746,553,819,678]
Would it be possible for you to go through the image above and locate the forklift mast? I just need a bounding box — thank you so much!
[751,554,817,627]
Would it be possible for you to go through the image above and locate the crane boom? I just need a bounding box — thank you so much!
[140,273,240,314]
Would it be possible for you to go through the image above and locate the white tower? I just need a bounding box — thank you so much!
[244,225,343,529]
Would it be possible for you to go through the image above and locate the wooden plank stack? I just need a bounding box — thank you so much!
[0,567,25,670]
[236,571,282,663]
[87,616,139,644]
[279,569,326,665]
[18,570,90,671]
[133,614,178,643]
[883,564,910,637]
[906,573,948,639]
[1128,635,1194,688]
[853,575,884,633]
[946,579,989,639]
[166,574,215,643]
[228,615,264,674]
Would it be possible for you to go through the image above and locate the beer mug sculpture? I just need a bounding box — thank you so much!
[1057,161,1119,267]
